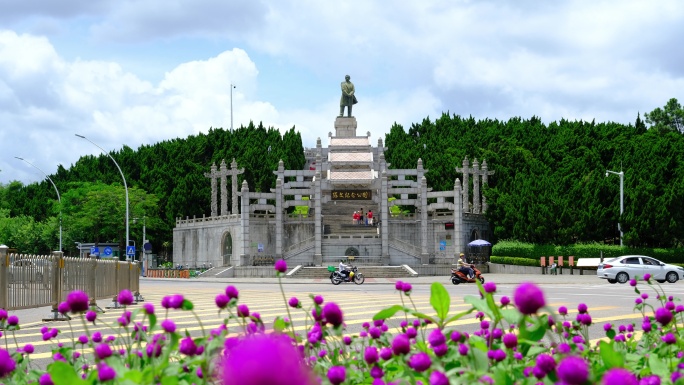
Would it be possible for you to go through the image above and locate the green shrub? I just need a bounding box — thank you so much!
[490,256,539,266]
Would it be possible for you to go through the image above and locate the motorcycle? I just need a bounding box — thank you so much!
[329,265,365,285]
[450,265,485,285]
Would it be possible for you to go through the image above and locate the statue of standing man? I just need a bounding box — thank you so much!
[339,75,357,117]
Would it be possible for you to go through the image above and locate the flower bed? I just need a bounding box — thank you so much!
[0,262,682,384]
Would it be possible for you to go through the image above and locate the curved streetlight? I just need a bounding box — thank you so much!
[605,169,624,246]
[75,134,130,259]
[15,157,62,252]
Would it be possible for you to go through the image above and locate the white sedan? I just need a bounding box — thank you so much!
[597,255,684,284]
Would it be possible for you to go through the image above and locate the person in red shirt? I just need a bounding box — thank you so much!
[367,210,373,226]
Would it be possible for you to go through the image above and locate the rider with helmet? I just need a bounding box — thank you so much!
[457,253,475,279]
[339,259,351,281]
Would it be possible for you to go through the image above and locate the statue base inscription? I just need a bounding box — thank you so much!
[334,117,357,137]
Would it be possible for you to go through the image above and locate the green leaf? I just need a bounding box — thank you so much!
[181,299,194,311]
[500,309,522,324]
[599,341,624,369]
[48,361,87,385]
[648,352,668,377]
[148,313,157,330]
[430,282,450,322]
[123,370,144,383]
[273,317,287,332]
[471,343,489,372]
[161,376,179,385]
[372,305,405,321]
[464,296,494,320]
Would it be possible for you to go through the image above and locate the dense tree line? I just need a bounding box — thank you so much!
[0,123,306,256]
[384,101,684,248]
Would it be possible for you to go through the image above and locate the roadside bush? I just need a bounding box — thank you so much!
[490,256,539,266]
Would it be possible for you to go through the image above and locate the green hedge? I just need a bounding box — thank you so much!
[490,256,539,267]
[492,240,684,264]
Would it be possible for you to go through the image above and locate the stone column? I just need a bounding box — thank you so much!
[473,158,480,214]
[461,157,470,213]
[0,245,8,310]
[420,176,429,264]
[482,159,490,214]
[239,181,250,266]
[220,160,228,216]
[231,159,240,215]
[454,179,463,259]
[207,164,217,217]
[314,150,323,266]
[381,170,389,264]
[275,177,283,259]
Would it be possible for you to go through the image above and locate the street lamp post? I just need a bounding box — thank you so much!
[15,157,62,252]
[133,217,146,262]
[230,83,236,132]
[605,169,624,246]
[75,134,130,259]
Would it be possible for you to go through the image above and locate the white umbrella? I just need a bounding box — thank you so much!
[468,239,492,247]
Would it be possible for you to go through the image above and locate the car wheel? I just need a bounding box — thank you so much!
[607,279,617,284]
[616,272,629,284]
[666,272,678,283]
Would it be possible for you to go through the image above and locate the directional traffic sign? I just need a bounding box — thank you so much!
[90,246,100,256]
[126,246,136,256]
[103,247,113,256]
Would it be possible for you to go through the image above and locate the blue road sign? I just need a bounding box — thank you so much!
[126,246,136,256]
[103,247,113,256]
[90,246,100,256]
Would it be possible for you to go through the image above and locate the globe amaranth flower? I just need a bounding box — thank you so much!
[225,285,239,300]
[370,365,383,379]
[369,327,381,339]
[237,304,250,318]
[314,295,324,305]
[458,343,469,356]
[288,297,300,308]
[215,294,229,309]
[94,343,113,360]
[535,354,556,374]
[343,336,352,345]
[500,296,510,306]
[654,307,673,326]
[629,279,637,286]
[161,319,176,333]
[142,303,154,315]
[327,366,346,385]
[78,335,88,345]
[168,294,184,309]
[428,329,446,347]
[7,315,18,326]
[483,281,496,293]
[221,334,316,385]
[86,310,97,323]
[39,373,54,385]
[98,363,117,382]
[274,259,287,273]
[406,327,418,339]
[640,375,661,385]
[557,356,589,385]
[179,337,197,356]
[429,371,449,385]
[364,346,379,364]
[391,334,411,355]
[577,303,588,314]
[451,330,462,342]
[22,344,34,354]
[558,306,568,315]
[408,352,432,372]
[322,302,344,327]
[601,368,638,385]
[117,289,134,306]
[433,343,448,357]
[503,333,518,349]
[643,273,651,281]
[0,348,16,377]
[395,280,404,291]
[379,347,393,360]
[662,333,677,345]
[66,290,90,313]
[513,282,546,315]
[402,282,413,293]
[57,302,70,314]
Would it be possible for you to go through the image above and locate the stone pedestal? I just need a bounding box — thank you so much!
[335,117,357,137]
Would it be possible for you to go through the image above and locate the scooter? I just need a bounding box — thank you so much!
[450,265,485,285]
[329,265,365,285]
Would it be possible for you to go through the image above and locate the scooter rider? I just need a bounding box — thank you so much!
[457,253,475,279]
[339,259,351,281]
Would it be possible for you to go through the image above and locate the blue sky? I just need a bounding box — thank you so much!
[2,0,683,184]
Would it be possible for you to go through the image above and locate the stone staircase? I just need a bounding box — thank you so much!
[322,200,378,235]
[289,265,414,279]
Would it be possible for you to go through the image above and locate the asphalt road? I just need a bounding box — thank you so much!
[4,275,682,371]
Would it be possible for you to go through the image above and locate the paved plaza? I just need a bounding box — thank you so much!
[4,274,683,369]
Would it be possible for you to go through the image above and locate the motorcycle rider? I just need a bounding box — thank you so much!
[457,253,475,279]
[338,259,351,281]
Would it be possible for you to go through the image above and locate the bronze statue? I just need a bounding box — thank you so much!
[339,75,357,117]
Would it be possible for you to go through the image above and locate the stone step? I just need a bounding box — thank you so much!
[289,266,413,279]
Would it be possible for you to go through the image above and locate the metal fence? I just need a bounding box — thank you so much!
[0,245,140,311]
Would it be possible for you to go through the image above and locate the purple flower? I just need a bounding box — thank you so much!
[480,320,490,330]
[7,315,18,326]
[117,290,134,306]
[323,302,344,327]
[503,333,518,349]
[557,356,589,385]
[644,273,651,281]
[433,343,448,357]
[429,371,449,385]
[500,296,510,306]
[640,375,661,385]
[92,331,102,343]
[428,329,446,347]
[369,327,381,339]
[483,282,497,293]
[577,303,588,314]
[513,282,546,315]
[22,344,34,354]
[395,280,404,291]
[167,294,184,309]
[379,347,392,360]
[274,259,287,273]
[391,334,411,355]
[666,301,675,311]
[78,335,88,344]
[493,349,506,362]
[57,302,70,314]
[86,310,97,322]
[0,349,16,378]
[221,334,315,385]
[672,373,683,383]
[225,285,239,300]
[179,337,197,355]
[536,354,556,374]
[39,373,54,385]
[237,304,250,318]
[662,333,676,345]
[402,282,412,293]
[343,336,352,345]
[601,368,638,385]
[370,365,383,378]
[629,279,637,286]
[314,295,324,305]
[288,297,300,308]
[143,303,155,315]
[654,307,673,326]
[364,346,379,364]
[161,319,176,333]
[94,344,112,360]
[451,330,462,342]
[327,366,346,385]
[98,363,116,382]
[558,306,568,315]
[458,343,469,356]
[603,323,612,332]
[408,352,432,372]
[406,327,418,339]
[215,294,229,309]
[66,290,90,313]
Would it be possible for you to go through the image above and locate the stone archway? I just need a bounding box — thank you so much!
[470,229,480,242]
[222,232,233,266]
